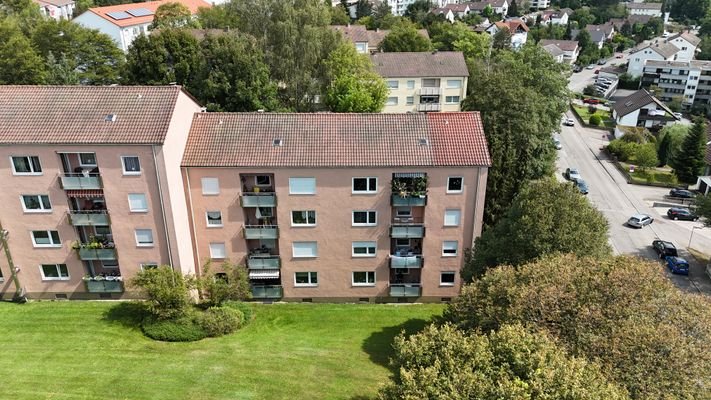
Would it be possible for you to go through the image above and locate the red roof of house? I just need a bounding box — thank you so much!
[85,0,210,28]
[182,112,490,167]
[0,85,190,144]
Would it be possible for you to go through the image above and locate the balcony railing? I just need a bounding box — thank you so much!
[240,193,277,208]
[390,225,425,238]
[59,173,102,190]
[78,248,117,261]
[85,279,124,293]
[247,255,281,269]
[251,285,283,299]
[389,284,421,297]
[391,194,427,206]
[390,255,423,268]
[417,103,441,112]
[243,225,279,239]
[420,87,441,95]
[68,210,110,226]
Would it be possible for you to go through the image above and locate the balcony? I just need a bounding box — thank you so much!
[251,285,283,299]
[390,225,425,238]
[389,284,421,297]
[417,103,441,112]
[68,210,110,226]
[391,194,427,206]
[85,279,123,293]
[243,225,279,239]
[78,248,117,261]
[247,255,281,269]
[420,87,441,95]
[240,193,277,208]
[390,255,423,268]
[59,173,102,190]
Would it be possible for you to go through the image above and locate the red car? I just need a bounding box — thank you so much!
[583,98,601,104]
[615,53,624,58]
[594,69,600,74]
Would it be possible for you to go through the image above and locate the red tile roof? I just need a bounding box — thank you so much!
[371,51,469,78]
[0,85,190,144]
[182,112,490,167]
[85,0,211,28]
[331,25,429,49]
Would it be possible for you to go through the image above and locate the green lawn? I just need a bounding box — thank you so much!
[619,162,679,186]
[572,105,615,128]
[0,301,443,400]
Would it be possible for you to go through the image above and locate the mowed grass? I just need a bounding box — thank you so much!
[0,301,443,400]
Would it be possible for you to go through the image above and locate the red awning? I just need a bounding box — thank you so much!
[65,190,104,198]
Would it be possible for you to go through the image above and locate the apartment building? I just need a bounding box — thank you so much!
[627,42,679,78]
[642,60,711,110]
[371,51,469,113]
[182,112,490,302]
[0,86,201,300]
[668,32,701,61]
[331,25,430,54]
[33,0,75,20]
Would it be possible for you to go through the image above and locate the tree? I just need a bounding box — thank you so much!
[634,142,659,171]
[379,323,629,400]
[151,2,200,29]
[564,21,572,39]
[694,193,711,226]
[670,0,710,23]
[462,178,610,281]
[130,265,194,319]
[403,0,431,25]
[197,260,251,306]
[324,41,387,112]
[379,21,432,52]
[429,21,482,51]
[123,28,202,85]
[330,4,350,25]
[355,0,372,19]
[492,26,512,49]
[446,254,711,400]
[45,52,80,84]
[509,0,519,17]
[481,4,493,18]
[0,19,46,84]
[658,122,689,166]
[673,117,707,183]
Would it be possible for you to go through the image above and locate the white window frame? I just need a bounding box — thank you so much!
[78,153,97,167]
[396,207,412,217]
[209,242,226,259]
[121,156,141,175]
[444,209,461,227]
[386,97,398,106]
[254,175,271,186]
[445,96,461,104]
[31,230,61,247]
[292,241,318,258]
[289,177,316,195]
[291,210,317,227]
[20,195,52,213]
[442,241,458,257]
[406,96,414,105]
[447,176,463,193]
[294,271,318,287]
[128,193,148,212]
[352,210,377,226]
[352,241,376,257]
[134,229,154,247]
[206,211,223,227]
[387,80,399,89]
[11,156,43,175]
[39,264,69,281]
[201,177,220,195]
[352,271,376,287]
[352,177,377,194]
[440,271,456,286]
[406,80,415,89]
[446,79,462,88]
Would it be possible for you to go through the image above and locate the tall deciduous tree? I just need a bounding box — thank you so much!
[151,2,200,29]
[379,20,432,52]
[509,0,519,17]
[330,4,350,25]
[123,28,202,85]
[324,41,387,112]
[0,19,46,84]
[673,117,707,183]
[492,26,511,49]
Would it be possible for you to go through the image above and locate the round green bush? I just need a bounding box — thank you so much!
[223,301,254,324]
[142,315,207,342]
[589,114,602,126]
[195,306,244,337]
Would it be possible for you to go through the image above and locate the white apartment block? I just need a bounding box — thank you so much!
[34,0,75,20]
[627,42,679,78]
[642,60,711,110]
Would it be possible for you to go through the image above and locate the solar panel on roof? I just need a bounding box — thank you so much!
[126,8,153,17]
[106,11,131,20]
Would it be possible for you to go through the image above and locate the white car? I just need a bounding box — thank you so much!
[673,112,683,119]
[563,118,575,126]
[565,167,581,181]
[553,138,562,150]
[627,213,654,228]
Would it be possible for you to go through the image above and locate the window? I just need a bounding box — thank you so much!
[135,229,154,246]
[201,177,220,195]
[31,230,61,247]
[395,238,410,248]
[442,241,458,256]
[291,210,316,226]
[407,80,415,89]
[355,42,367,53]
[444,209,461,226]
[352,241,376,257]
[289,177,316,195]
[386,97,398,106]
[11,156,42,175]
[102,259,119,269]
[422,78,440,87]
[447,177,463,193]
[206,211,223,227]
[121,156,141,175]
[128,193,148,212]
[293,241,318,258]
[352,210,377,226]
[209,242,226,258]
[141,263,158,271]
[352,177,377,193]
[40,264,69,280]
[79,153,97,166]
[387,80,399,89]
[294,272,318,286]
[446,79,462,88]
[440,271,456,286]
[396,207,412,217]
[352,271,376,286]
[445,96,461,104]
[406,96,414,105]
[255,175,271,186]
[21,195,51,212]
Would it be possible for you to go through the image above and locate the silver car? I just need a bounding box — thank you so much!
[627,213,654,228]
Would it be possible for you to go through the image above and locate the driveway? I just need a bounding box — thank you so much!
[556,115,711,294]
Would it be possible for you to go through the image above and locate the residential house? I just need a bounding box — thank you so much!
[539,39,579,64]
[466,0,508,16]
[73,0,211,52]
[386,0,455,16]
[332,25,430,54]
[542,44,565,63]
[642,59,711,110]
[33,0,75,20]
[627,42,679,78]
[609,15,653,31]
[550,8,572,25]
[625,2,665,23]
[485,20,529,49]
[371,51,469,113]
[667,32,701,61]
[611,89,679,137]
[181,112,491,302]
[584,23,615,49]
[432,3,470,22]
[530,0,550,10]
[0,86,202,300]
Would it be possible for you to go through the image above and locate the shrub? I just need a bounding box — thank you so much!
[583,84,595,96]
[223,300,254,324]
[130,265,194,319]
[589,114,602,126]
[142,314,207,342]
[607,139,638,162]
[195,306,243,337]
[198,260,251,306]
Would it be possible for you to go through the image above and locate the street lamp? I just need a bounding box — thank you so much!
[688,226,704,249]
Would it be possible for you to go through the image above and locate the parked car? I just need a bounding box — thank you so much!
[564,167,582,181]
[563,118,575,126]
[665,256,690,275]
[583,98,601,104]
[662,31,670,38]
[615,53,624,58]
[573,65,583,72]
[627,213,654,228]
[553,137,562,150]
[597,59,607,65]
[594,69,600,74]
[652,240,678,258]
[573,178,589,195]
[586,64,595,69]
[669,188,695,198]
[667,207,699,221]
[673,112,683,119]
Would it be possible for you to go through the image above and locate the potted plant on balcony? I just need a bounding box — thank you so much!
[392,180,409,198]
[413,176,428,198]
